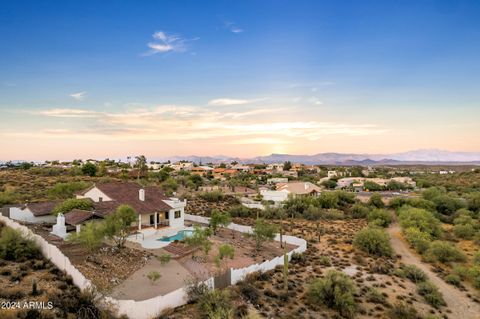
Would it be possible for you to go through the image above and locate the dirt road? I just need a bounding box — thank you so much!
[387,224,480,319]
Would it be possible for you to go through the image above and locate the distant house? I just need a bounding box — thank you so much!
[7,201,58,224]
[190,166,214,176]
[260,190,289,204]
[267,177,288,184]
[276,182,321,196]
[75,182,186,230]
[169,162,194,171]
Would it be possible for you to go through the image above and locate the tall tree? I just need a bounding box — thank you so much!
[103,205,137,248]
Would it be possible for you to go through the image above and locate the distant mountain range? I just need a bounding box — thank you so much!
[156,149,480,165]
[2,149,480,166]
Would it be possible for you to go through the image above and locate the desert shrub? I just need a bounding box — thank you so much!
[52,198,93,215]
[0,190,18,206]
[321,209,345,220]
[468,266,480,289]
[334,191,356,206]
[366,287,386,304]
[452,265,470,280]
[350,203,369,218]
[453,223,476,239]
[387,302,419,319]
[198,191,224,202]
[404,227,431,254]
[416,281,446,308]
[228,205,256,218]
[48,181,91,199]
[368,193,385,208]
[466,192,480,213]
[398,207,442,238]
[0,227,39,261]
[218,244,235,260]
[353,227,393,257]
[238,282,260,303]
[283,196,315,216]
[433,195,466,216]
[367,209,392,227]
[308,270,356,318]
[157,253,171,265]
[422,187,446,201]
[390,197,436,212]
[291,251,306,262]
[473,251,480,265]
[318,256,332,266]
[401,264,427,283]
[393,268,406,278]
[424,241,466,263]
[316,192,339,209]
[198,289,234,319]
[67,222,104,252]
[185,276,210,303]
[147,271,161,284]
[444,274,461,287]
[251,219,278,251]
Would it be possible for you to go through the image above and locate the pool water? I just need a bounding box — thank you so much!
[158,230,193,242]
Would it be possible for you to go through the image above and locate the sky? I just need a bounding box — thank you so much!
[1,0,480,161]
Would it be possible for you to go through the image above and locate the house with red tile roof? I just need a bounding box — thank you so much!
[75,182,187,231]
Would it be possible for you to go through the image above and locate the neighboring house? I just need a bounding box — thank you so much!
[266,163,284,171]
[276,182,321,196]
[8,201,58,224]
[64,209,104,233]
[260,189,290,204]
[267,177,288,184]
[169,162,194,171]
[212,168,238,179]
[75,182,187,230]
[190,166,214,176]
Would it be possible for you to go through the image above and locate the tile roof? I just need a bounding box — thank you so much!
[23,201,60,216]
[64,209,103,226]
[89,182,173,215]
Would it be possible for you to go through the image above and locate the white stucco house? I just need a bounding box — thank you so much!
[6,202,58,224]
[75,182,187,231]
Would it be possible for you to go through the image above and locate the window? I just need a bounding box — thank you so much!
[174,211,181,218]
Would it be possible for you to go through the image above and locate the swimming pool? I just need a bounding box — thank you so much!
[158,230,193,242]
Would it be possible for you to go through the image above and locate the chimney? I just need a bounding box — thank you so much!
[139,189,145,201]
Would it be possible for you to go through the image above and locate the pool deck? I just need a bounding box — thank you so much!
[128,226,194,249]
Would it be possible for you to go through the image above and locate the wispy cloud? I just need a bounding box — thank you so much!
[69,91,86,101]
[208,98,250,106]
[224,21,244,34]
[143,31,197,56]
[22,104,386,142]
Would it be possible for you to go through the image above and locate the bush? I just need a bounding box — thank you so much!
[353,227,393,257]
[228,205,256,218]
[367,209,392,227]
[52,198,93,216]
[157,253,171,265]
[424,241,466,263]
[198,289,234,319]
[308,270,356,318]
[316,192,339,209]
[48,181,91,199]
[147,271,161,284]
[67,221,104,252]
[401,264,427,283]
[368,193,385,208]
[445,274,461,287]
[433,195,466,216]
[0,228,39,261]
[404,227,431,254]
[473,251,480,265]
[469,266,480,289]
[453,223,476,239]
[350,203,369,218]
[416,281,446,308]
[387,302,419,319]
[366,287,386,304]
[318,256,332,266]
[398,207,442,238]
[321,209,345,220]
[198,191,224,202]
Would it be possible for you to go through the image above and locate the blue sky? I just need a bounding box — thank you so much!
[1,0,480,160]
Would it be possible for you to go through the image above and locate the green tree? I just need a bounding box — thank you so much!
[103,205,137,248]
[283,161,292,171]
[364,181,383,191]
[52,198,93,215]
[367,209,392,227]
[209,210,231,235]
[67,221,104,252]
[321,179,337,189]
[81,162,97,177]
[185,226,212,259]
[251,219,278,252]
